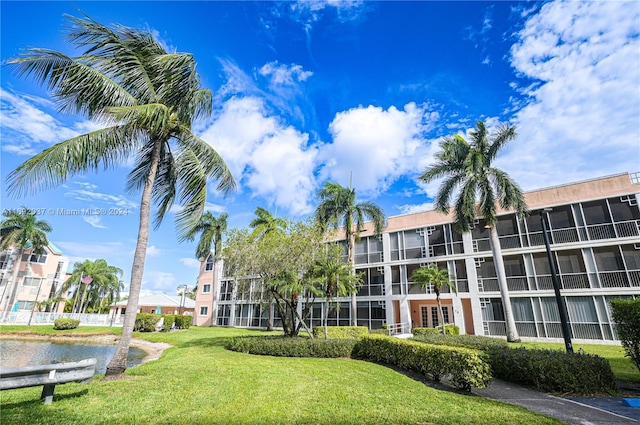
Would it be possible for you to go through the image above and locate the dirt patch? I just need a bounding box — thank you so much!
[0,332,172,366]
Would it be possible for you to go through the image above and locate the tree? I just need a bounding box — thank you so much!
[419,121,527,342]
[61,259,123,314]
[0,207,52,317]
[310,245,360,340]
[249,207,287,239]
[315,181,385,326]
[411,264,457,335]
[184,212,228,325]
[4,14,235,375]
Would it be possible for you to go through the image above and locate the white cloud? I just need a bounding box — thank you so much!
[64,189,137,209]
[83,216,107,229]
[259,61,313,86]
[318,103,439,195]
[56,241,125,260]
[396,202,434,215]
[142,270,177,293]
[503,0,640,190]
[145,245,162,257]
[180,258,201,269]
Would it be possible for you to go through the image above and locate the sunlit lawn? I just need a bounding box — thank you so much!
[0,326,566,425]
[517,341,640,384]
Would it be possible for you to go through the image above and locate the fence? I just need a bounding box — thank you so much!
[0,312,124,326]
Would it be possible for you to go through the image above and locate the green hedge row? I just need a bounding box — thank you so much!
[486,346,617,395]
[312,326,370,339]
[53,318,80,330]
[226,336,356,358]
[610,298,640,372]
[134,313,191,332]
[413,325,460,336]
[412,333,509,352]
[352,335,492,391]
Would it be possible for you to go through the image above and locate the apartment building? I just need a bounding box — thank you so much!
[194,172,640,341]
[0,242,70,315]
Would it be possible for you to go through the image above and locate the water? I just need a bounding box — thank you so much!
[0,340,147,374]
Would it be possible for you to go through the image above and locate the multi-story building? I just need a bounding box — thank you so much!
[0,242,70,316]
[194,172,640,342]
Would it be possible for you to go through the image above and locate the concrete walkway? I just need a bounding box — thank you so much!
[473,379,639,425]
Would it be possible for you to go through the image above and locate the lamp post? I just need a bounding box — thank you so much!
[540,208,574,353]
[178,284,187,315]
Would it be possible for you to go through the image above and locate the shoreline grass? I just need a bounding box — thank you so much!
[0,326,567,425]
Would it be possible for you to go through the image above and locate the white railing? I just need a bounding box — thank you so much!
[387,322,412,336]
[0,312,124,326]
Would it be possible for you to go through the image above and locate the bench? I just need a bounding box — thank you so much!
[0,358,97,405]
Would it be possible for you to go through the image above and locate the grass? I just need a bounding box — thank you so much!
[517,341,640,384]
[0,326,566,425]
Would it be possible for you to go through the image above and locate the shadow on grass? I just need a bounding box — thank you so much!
[1,389,89,408]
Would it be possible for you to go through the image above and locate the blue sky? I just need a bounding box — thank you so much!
[1,1,639,295]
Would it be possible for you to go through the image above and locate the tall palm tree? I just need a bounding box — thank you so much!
[4,14,235,375]
[419,120,527,342]
[315,181,385,326]
[411,264,457,335]
[62,259,123,314]
[184,211,228,325]
[249,207,287,239]
[0,207,52,317]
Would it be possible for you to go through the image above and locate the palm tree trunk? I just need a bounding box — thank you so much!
[324,297,329,340]
[2,247,25,319]
[488,226,520,342]
[436,296,446,335]
[210,257,218,326]
[348,233,357,327]
[106,138,162,376]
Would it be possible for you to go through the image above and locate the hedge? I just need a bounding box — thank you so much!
[610,298,640,372]
[53,318,80,330]
[312,326,369,339]
[352,335,492,391]
[173,314,191,329]
[486,346,617,395]
[226,336,356,358]
[411,333,509,352]
[413,325,460,336]
[134,313,162,332]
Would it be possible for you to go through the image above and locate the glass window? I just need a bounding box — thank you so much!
[609,197,640,222]
[497,215,518,236]
[621,245,640,270]
[582,200,611,225]
[548,206,574,229]
[205,255,214,271]
[566,297,598,323]
[593,246,625,271]
[199,306,208,316]
[511,298,534,321]
[22,277,42,287]
[202,284,211,294]
[503,256,525,276]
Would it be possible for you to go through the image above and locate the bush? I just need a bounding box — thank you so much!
[352,335,492,391]
[412,333,509,352]
[53,318,80,330]
[312,326,369,339]
[226,336,356,358]
[162,314,176,331]
[134,313,161,332]
[413,325,460,336]
[610,298,640,372]
[486,346,617,395]
[173,314,192,329]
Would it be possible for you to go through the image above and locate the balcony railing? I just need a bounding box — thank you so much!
[598,270,639,288]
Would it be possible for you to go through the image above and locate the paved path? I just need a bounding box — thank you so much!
[473,379,639,425]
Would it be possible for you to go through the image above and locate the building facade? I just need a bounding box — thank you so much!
[194,172,640,341]
[0,243,70,316]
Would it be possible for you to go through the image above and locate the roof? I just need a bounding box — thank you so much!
[112,293,196,308]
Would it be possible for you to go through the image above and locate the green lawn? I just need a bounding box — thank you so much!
[517,341,640,384]
[0,326,565,425]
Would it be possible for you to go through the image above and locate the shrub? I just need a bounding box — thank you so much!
[134,313,161,332]
[486,346,617,395]
[412,333,509,352]
[312,326,369,339]
[173,314,192,329]
[226,336,356,358]
[162,314,176,331]
[413,325,460,336]
[352,335,492,391]
[610,298,640,372]
[53,318,80,330]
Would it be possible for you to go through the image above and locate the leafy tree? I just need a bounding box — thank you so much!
[184,212,228,325]
[315,182,385,326]
[0,207,52,316]
[419,121,527,342]
[249,207,287,239]
[62,259,123,314]
[310,245,360,340]
[411,264,457,335]
[4,14,235,375]
[610,298,640,372]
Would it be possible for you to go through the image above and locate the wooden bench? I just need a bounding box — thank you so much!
[0,358,97,405]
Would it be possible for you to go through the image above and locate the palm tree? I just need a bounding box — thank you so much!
[419,120,527,342]
[62,259,123,314]
[249,207,287,239]
[4,14,235,375]
[0,207,52,317]
[184,211,228,325]
[315,181,385,326]
[411,264,457,335]
[311,246,360,340]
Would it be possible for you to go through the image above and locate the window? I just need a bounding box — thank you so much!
[22,252,48,263]
[22,277,42,287]
[199,306,208,316]
[202,284,211,294]
[205,255,214,271]
[0,254,9,270]
[17,301,35,310]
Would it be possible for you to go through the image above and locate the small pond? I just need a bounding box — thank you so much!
[0,340,147,374]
